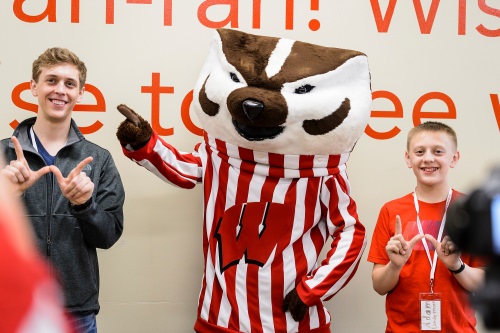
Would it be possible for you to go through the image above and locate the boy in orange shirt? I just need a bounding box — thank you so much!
[367,121,485,332]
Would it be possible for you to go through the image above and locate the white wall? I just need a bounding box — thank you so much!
[1,1,499,332]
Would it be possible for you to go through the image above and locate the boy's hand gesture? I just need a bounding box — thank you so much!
[0,136,51,196]
[425,234,461,270]
[386,215,424,268]
[50,157,94,206]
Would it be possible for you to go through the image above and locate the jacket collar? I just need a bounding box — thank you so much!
[11,117,84,153]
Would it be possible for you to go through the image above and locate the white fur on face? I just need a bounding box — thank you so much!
[266,39,295,79]
[192,30,372,156]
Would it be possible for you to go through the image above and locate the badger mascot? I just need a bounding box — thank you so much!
[116,28,372,333]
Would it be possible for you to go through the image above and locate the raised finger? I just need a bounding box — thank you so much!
[11,136,25,161]
[68,157,93,179]
[395,215,402,235]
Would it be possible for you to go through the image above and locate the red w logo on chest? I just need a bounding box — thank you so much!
[214,202,294,273]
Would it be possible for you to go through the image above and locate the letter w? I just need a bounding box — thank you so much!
[215,202,294,273]
[370,0,440,34]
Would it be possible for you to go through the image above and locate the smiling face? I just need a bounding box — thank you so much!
[30,63,84,123]
[405,130,459,190]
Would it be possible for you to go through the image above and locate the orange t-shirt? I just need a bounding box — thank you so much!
[367,191,484,333]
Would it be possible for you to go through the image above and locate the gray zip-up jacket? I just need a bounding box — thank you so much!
[1,117,125,315]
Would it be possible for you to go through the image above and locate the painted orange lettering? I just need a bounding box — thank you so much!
[181,90,203,136]
[106,0,115,24]
[477,0,500,37]
[10,83,106,134]
[71,0,80,22]
[412,92,456,126]
[490,94,500,131]
[252,0,261,29]
[13,0,56,23]
[142,73,175,136]
[285,0,295,30]
[458,0,466,35]
[413,0,440,34]
[11,82,37,113]
[124,0,172,26]
[197,0,239,28]
[164,0,173,26]
[365,90,403,140]
[370,0,397,33]
[10,82,36,129]
[74,84,106,134]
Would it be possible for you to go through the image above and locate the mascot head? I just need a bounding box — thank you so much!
[192,28,372,156]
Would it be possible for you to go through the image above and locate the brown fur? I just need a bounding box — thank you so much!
[116,105,153,150]
[198,29,367,143]
[218,28,365,89]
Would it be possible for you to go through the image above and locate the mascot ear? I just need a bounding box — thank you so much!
[115,104,153,150]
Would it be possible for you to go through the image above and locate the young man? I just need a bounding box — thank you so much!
[1,47,125,333]
[367,121,485,332]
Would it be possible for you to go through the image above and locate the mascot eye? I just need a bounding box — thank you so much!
[230,72,240,83]
[295,84,314,94]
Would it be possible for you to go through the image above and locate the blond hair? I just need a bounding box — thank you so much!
[32,47,87,89]
[407,121,458,150]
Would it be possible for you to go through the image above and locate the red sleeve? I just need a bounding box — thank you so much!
[297,173,366,305]
[122,131,202,189]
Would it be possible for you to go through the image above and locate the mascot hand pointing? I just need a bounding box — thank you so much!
[116,104,152,150]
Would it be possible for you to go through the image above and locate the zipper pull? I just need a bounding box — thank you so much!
[47,236,51,256]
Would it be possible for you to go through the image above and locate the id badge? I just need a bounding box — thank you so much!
[420,293,441,331]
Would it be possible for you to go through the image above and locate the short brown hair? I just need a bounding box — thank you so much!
[32,47,87,89]
[407,121,458,150]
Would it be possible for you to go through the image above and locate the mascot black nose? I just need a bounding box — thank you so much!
[242,99,264,120]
